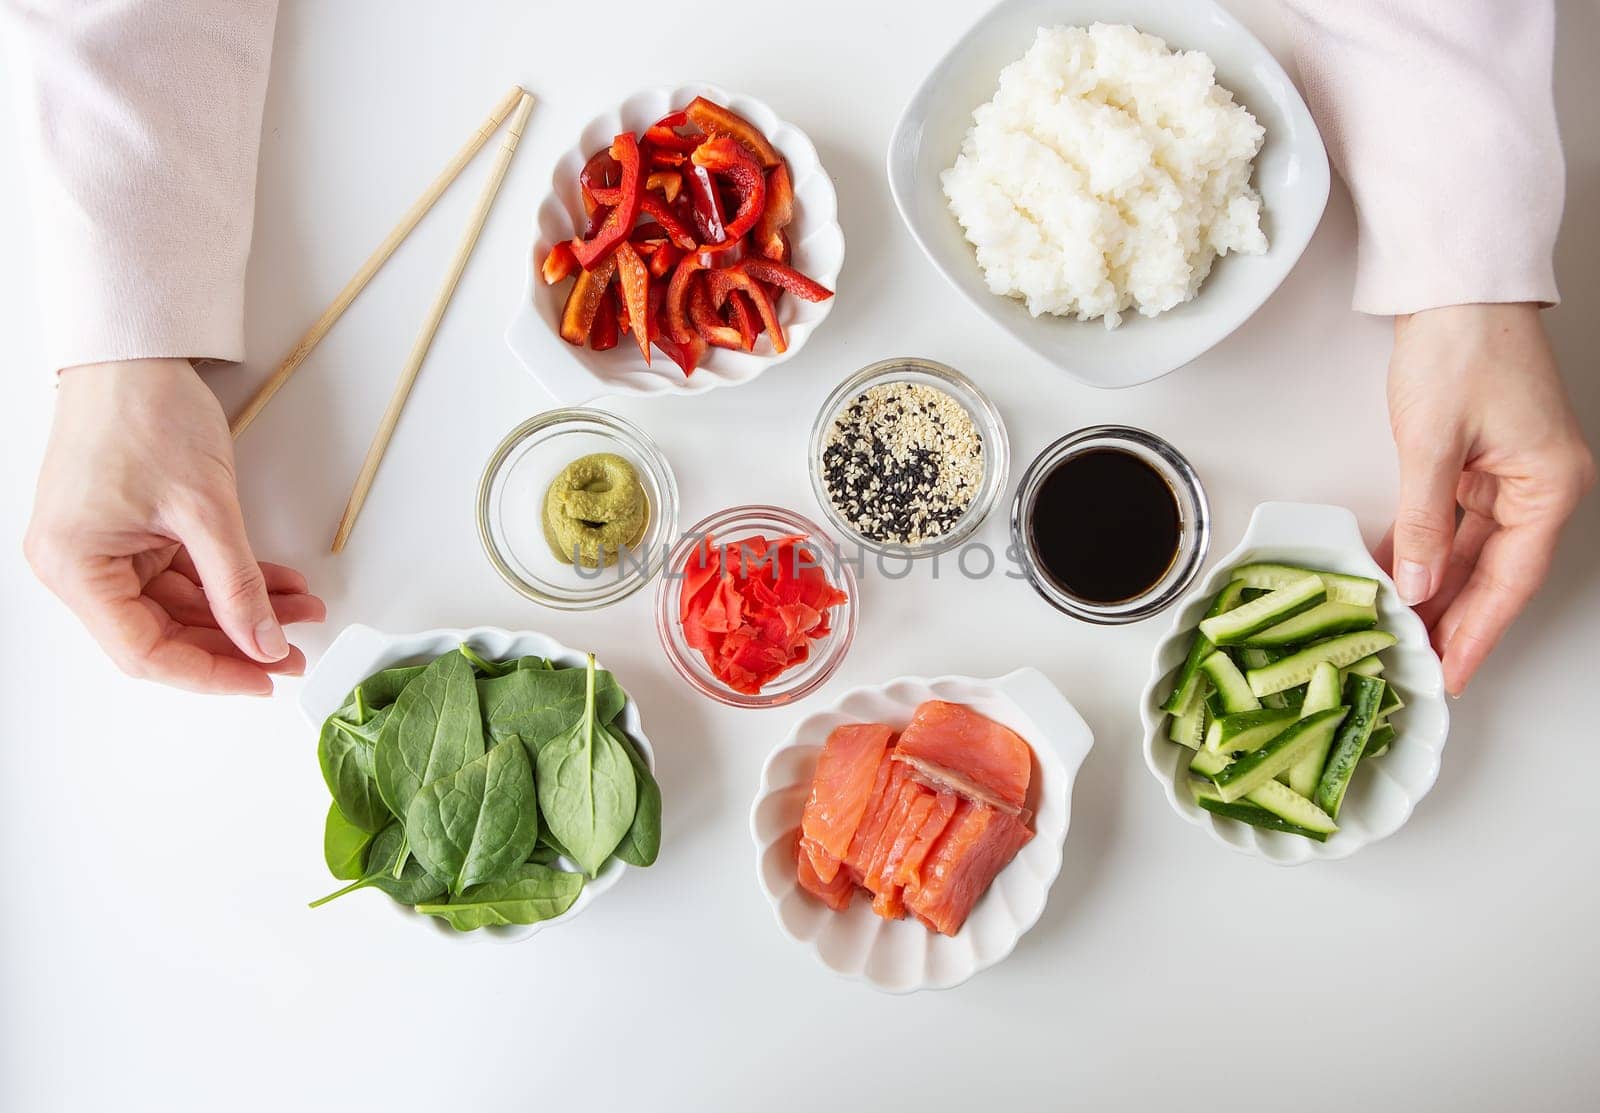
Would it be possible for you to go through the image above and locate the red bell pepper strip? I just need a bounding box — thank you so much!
[684,96,782,168]
[613,242,652,365]
[751,162,793,261]
[664,253,707,345]
[541,241,579,286]
[737,257,834,302]
[726,290,760,350]
[558,255,619,346]
[706,266,786,352]
[579,148,620,206]
[644,110,701,152]
[691,138,766,244]
[645,147,688,169]
[638,194,697,250]
[646,170,683,203]
[589,291,619,351]
[653,332,706,377]
[689,276,744,350]
[571,133,643,269]
[614,282,631,335]
[682,164,728,248]
[648,242,683,279]
[760,228,791,264]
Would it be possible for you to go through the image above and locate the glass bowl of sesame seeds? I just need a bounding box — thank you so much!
[809,357,1009,559]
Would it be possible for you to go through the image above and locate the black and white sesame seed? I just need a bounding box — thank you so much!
[821,382,984,545]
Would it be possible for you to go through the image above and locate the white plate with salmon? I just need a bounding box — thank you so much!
[750,670,1093,992]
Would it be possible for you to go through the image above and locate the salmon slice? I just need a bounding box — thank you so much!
[868,788,938,920]
[844,760,911,881]
[862,779,923,898]
[795,833,854,912]
[892,700,1032,812]
[800,723,895,883]
[906,802,1034,937]
[894,789,960,894]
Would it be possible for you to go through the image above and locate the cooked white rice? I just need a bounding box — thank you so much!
[941,23,1268,328]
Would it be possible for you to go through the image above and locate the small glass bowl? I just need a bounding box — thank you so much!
[655,505,859,708]
[478,409,679,611]
[808,357,1009,559]
[1010,425,1210,625]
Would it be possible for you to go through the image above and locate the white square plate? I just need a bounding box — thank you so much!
[887,0,1330,389]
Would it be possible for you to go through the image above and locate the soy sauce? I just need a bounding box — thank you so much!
[1029,449,1180,604]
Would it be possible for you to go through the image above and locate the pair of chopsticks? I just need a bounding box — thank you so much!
[230,85,536,553]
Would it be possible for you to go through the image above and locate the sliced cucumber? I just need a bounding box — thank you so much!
[1240,601,1378,647]
[1161,581,1249,714]
[1189,782,1331,842]
[1211,708,1347,803]
[1204,708,1299,754]
[1342,655,1386,679]
[1375,684,1404,720]
[1246,631,1399,697]
[1168,701,1209,749]
[1232,563,1380,607]
[1285,663,1342,795]
[1315,676,1386,818]
[1363,723,1396,758]
[1200,652,1261,713]
[1199,576,1327,645]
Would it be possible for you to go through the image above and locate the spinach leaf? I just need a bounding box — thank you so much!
[317,704,393,833]
[344,666,426,723]
[608,724,661,869]
[323,802,374,880]
[458,643,514,678]
[405,737,540,893]
[536,656,637,877]
[374,651,485,822]
[414,864,583,931]
[477,665,627,752]
[309,822,445,908]
[537,827,575,862]
[516,656,554,671]
[526,845,561,866]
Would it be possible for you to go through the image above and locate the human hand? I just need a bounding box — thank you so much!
[1382,304,1594,696]
[24,358,326,695]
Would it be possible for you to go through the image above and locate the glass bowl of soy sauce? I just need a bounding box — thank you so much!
[1011,426,1209,624]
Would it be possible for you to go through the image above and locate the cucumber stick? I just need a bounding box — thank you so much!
[1190,791,1330,842]
[1161,581,1248,714]
[1231,563,1380,607]
[1241,601,1377,647]
[1315,676,1387,818]
[1200,652,1260,713]
[1204,708,1298,754]
[1364,723,1396,758]
[1342,655,1386,679]
[1211,708,1347,802]
[1199,576,1326,645]
[1285,663,1342,796]
[1188,758,1337,836]
[1168,701,1209,749]
[1246,631,1398,696]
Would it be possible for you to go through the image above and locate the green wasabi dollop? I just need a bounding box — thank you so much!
[543,452,649,568]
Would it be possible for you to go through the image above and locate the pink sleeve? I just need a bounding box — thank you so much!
[1280,0,1563,316]
[4,0,278,371]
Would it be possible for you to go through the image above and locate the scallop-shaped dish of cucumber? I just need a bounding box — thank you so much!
[1161,563,1401,841]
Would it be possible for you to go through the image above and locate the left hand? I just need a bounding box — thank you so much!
[1381,303,1594,695]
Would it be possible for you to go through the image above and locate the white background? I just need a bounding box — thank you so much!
[2,2,1597,1110]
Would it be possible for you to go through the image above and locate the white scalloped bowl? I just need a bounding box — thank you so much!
[751,670,1094,993]
[1140,503,1449,864]
[508,82,845,403]
[300,624,656,942]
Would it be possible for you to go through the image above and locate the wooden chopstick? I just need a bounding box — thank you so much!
[329,91,537,554]
[229,84,526,438]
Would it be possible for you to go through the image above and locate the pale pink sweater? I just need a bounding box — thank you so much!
[2,1,1565,372]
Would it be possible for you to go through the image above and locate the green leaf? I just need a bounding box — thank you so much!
[323,803,374,880]
[415,864,583,931]
[317,705,393,833]
[458,643,514,678]
[309,822,445,908]
[516,656,555,671]
[374,652,485,823]
[477,665,627,752]
[405,738,540,894]
[609,725,660,868]
[344,666,426,724]
[536,656,637,877]
[526,845,561,866]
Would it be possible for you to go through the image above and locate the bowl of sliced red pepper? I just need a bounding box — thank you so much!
[656,505,857,708]
[510,83,844,402]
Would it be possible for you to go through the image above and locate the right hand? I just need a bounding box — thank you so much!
[24,358,325,695]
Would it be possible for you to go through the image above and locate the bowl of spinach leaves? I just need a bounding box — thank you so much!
[302,625,661,940]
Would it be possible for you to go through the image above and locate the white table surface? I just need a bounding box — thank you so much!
[2,2,1597,1110]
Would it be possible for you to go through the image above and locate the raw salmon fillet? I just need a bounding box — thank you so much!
[800,723,895,883]
[892,700,1032,811]
[893,789,959,893]
[795,834,854,912]
[907,800,1034,936]
[844,761,912,880]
